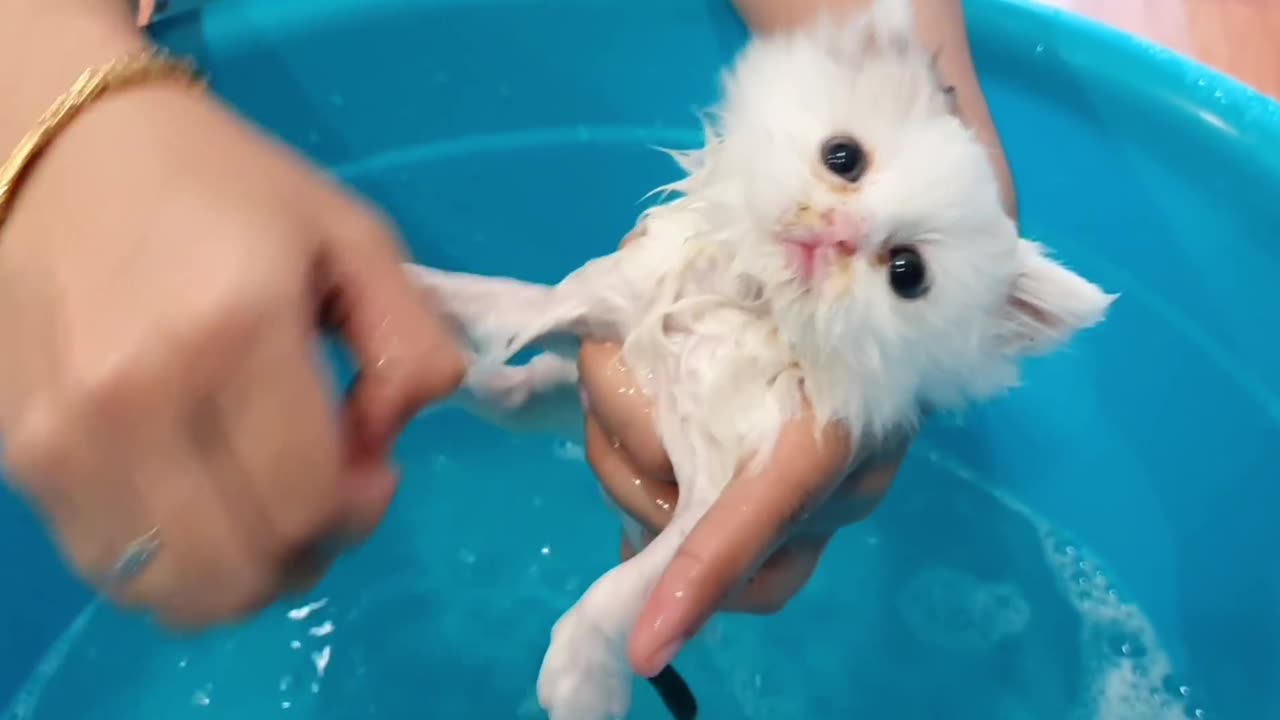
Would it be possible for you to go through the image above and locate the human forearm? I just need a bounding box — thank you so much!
[0,0,149,150]
[733,0,1017,219]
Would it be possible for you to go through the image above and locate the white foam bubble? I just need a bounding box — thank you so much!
[919,444,1211,720]
[1038,529,1188,720]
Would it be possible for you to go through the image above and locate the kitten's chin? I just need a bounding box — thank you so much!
[747,233,856,295]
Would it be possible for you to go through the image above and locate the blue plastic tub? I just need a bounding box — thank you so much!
[2,0,1277,718]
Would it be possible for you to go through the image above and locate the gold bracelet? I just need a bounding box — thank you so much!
[0,49,206,231]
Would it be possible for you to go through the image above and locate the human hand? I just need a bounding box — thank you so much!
[576,229,908,677]
[0,75,465,626]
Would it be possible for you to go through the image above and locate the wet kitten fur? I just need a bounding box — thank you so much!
[408,2,1115,718]
[655,0,1113,449]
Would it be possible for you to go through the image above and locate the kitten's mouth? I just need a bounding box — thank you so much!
[783,239,849,284]
[779,207,863,285]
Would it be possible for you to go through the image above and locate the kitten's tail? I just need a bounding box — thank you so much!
[648,664,698,720]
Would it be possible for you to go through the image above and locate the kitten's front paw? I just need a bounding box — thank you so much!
[465,363,537,411]
[465,353,578,412]
[537,611,632,720]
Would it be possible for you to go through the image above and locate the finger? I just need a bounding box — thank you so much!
[720,535,829,614]
[5,401,159,602]
[276,539,341,597]
[620,525,827,616]
[203,377,396,618]
[577,341,672,482]
[795,439,908,537]
[628,410,854,677]
[24,384,273,625]
[332,431,401,545]
[320,205,467,456]
[585,411,676,535]
[115,436,276,627]
[0,359,205,612]
[132,342,339,625]
[205,315,391,570]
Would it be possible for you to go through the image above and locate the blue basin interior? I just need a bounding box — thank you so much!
[3,0,1277,717]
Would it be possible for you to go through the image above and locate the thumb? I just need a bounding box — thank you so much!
[320,209,467,457]
[627,412,853,677]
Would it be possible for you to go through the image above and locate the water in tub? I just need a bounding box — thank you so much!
[2,403,1216,720]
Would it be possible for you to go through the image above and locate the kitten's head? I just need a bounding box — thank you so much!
[672,0,1115,433]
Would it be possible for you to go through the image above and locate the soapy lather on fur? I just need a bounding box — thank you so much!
[407,1,1115,718]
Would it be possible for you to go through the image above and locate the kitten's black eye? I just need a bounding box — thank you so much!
[821,136,867,183]
[887,246,929,300]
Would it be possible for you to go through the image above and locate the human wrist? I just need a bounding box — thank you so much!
[0,0,150,150]
[910,2,1018,219]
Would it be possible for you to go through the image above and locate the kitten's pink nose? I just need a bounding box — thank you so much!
[781,208,867,284]
[816,208,864,255]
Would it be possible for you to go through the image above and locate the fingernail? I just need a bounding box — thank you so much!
[633,604,689,675]
[642,636,685,677]
[632,579,702,677]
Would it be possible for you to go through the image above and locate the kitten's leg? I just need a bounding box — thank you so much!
[405,235,669,360]
[496,240,672,362]
[402,265,575,420]
[536,438,720,720]
[402,265,564,357]
[401,257,653,439]
[457,352,579,413]
[448,352,585,435]
[535,505,712,720]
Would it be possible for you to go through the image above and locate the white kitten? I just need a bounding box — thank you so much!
[408,1,1116,718]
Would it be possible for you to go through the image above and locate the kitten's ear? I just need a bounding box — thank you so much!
[1000,239,1117,356]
